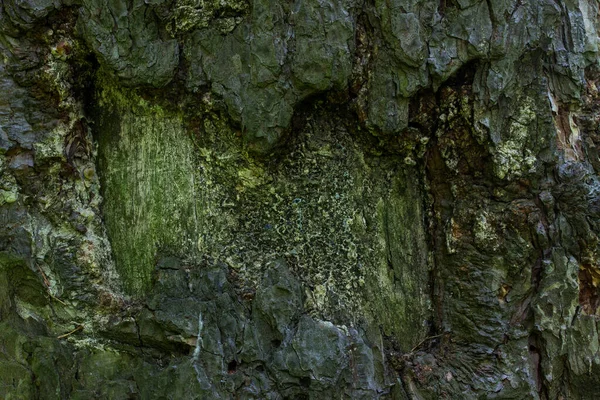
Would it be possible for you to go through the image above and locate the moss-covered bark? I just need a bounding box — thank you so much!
[94,85,202,295]
[1,0,600,398]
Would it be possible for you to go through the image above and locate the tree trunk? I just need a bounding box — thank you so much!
[1,0,599,398]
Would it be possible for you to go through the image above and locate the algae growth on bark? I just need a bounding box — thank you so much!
[1,0,600,398]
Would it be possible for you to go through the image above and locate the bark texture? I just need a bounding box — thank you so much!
[0,0,599,398]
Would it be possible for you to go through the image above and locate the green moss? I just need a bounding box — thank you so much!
[0,350,33,400]
[0,158,18,206]
[95,82,430,348]
[368,171,430,348]
[96,84,202,295]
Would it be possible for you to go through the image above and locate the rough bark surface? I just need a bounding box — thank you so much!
[0,0,599,398]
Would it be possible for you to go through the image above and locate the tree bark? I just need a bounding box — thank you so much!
[1,0,599,398]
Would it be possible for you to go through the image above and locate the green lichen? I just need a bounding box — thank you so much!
[94,85,430,347]
[167,0,248,34]
[0,188,17,204]
[493,97,538,180]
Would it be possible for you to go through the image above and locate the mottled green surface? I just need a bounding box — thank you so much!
[96,84,430,343]
[95,87,202,294]
[1,0,600,397]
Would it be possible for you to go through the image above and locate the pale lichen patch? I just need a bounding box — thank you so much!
[492,97,538,179]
